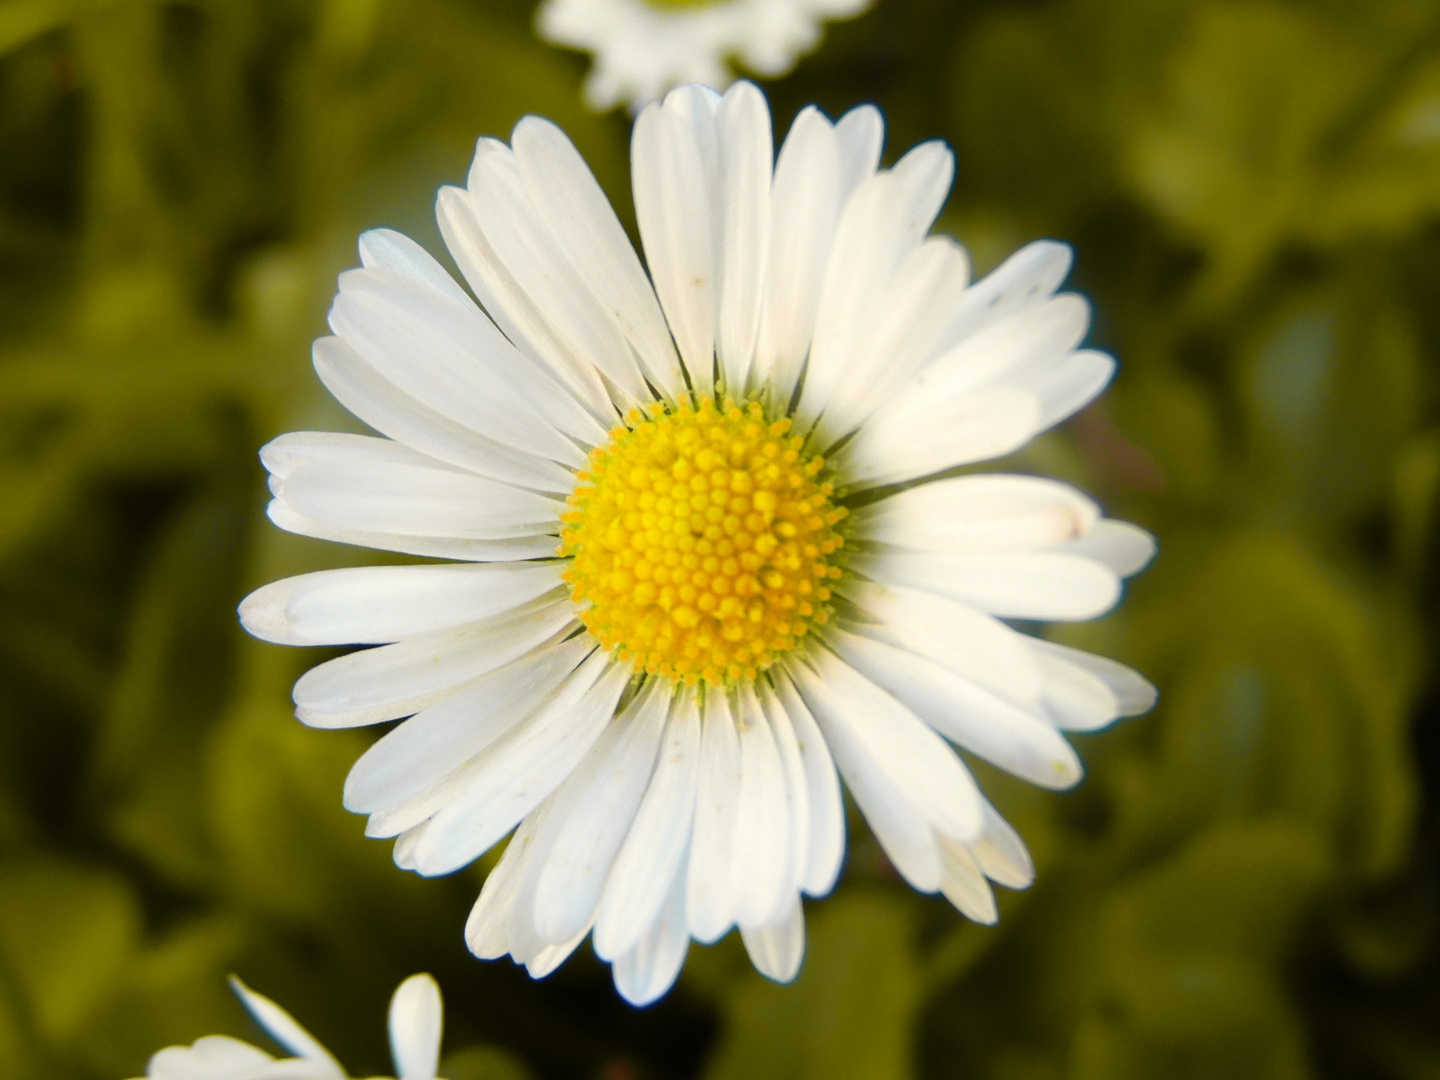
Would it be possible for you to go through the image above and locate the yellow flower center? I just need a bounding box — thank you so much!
[560,396,847,686]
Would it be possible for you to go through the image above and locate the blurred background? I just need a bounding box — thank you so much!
[1,0,1439,1076]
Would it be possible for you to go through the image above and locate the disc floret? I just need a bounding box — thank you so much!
[560,396,847,685]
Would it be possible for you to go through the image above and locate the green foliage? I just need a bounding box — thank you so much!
[1,0,1438,1078]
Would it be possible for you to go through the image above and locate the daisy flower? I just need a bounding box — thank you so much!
[239,81,1156,1006]
[131,973,443,1080]
[535,0,871,112]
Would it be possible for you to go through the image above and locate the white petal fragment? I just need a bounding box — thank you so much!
[466,139,651,409]
[343,635,594,815]
[295,593,574,728]
[510,115,685,398]
[729,684,792,927]
[715,81,773,394]
[436,183,615,422]
[751,107,841,402]
[263,432,561,541]
[388,974,443,1080]
[532,679,673,943]
[836,578,1041,705]
[938,836,998,925]
[330,269,590,466]
[833,104,884,196]
[266,498,559,564]
[740,896,806,983]
[790,649,984,889]
[1061,518,1157,577]
[594,690,703,960]
[227,977,344,1074]
[770,671,844,896]
[411,652,629,875]
[612,855,691,1007]
[938,239,1074,353]
[358,228,473,308]
[858,547,1121,621]
[828,628,1083,790]
[1029,637,1158,731]
[633,87,719,391]
[852,474,1100,556]
[239,562,563,646]
[312,335,578,494]
[687,688,743,943]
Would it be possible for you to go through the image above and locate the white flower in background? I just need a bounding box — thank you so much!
[536,0,871,112]
[239,81,1156,1006]
[131,973,443,1080]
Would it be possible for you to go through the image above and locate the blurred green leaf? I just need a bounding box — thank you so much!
[704,892,920,1080]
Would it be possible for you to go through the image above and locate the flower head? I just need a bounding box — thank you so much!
[240,81,1156,1005]
[536,0,871,112]
[132,974,443,1080]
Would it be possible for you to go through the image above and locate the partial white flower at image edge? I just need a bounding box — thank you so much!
[536,0,872,112]
[131,974,443,1080]
[239,80,1158,1007]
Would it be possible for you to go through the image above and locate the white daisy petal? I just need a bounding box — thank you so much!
[388,974,442,1080]
[756,680,810,901]
[852,474,1099,555]
[358,227,474,308]
[769,671,845,897]
[465,807,540,960]
[509,116,686,398]
[594,690,703,960]
[1024,348,1118,431]
[789,657,943,891]
[410,651,629,875]
[612,854,691,1007]
[532,678,672,943]
[330,269,591,466]
[238,562,562,646]
[751,106,842,401]
[889,139,955,248]
[740,895,805,983]
[436,183,616,421]
[859,546,1122,621]
[838,386,1042,487]
[937,239,1074,352]
[835,578,1041,706]
[227,978,343,1072]
[970,799,1035,889]
[145,1035,276,1080]
[311,335,579,494]
[715,81,773,394]
[465,139,652,410]
[263,433,560,541]
[633,86,720,391]
[686,688,743,943]
[1029,637,1158,731]
[1061,518,1156,577]
[343,635,593,816]
[937,835,999,925]
[729,684,792,927]
[294,592,574,728]
[791,649,985,877]
[797,170,912,429]
[266,499,560,564]
[833,103,884,195]
[827,627,1083,790]
[817,235,971,440]
[917,292,1092,401]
